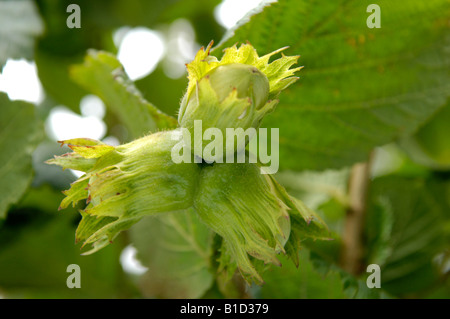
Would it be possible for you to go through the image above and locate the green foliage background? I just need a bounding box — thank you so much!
[0,0,449,298]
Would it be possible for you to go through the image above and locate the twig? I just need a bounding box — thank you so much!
[340,154,373,275]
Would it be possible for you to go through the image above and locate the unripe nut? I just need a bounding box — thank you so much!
[206,63,270,110]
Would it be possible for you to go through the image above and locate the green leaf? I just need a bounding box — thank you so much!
[33,0,223,109]
[215,0,450,170]
[402,101,450,169]
[110,0,222,28]
[0,187,128,298]
[309,251,391,299]
[70,50,178,139]
[130,211,214,299]
[34,50,89,112]
[0,93,42,218]
[258,251,347,299]
[0,0,44,68]
[366,175,450,296]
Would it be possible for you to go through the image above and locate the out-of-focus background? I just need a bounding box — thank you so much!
[0,0,449,298]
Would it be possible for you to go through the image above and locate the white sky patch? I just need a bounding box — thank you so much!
[116,27,165,81]
[46,106,106,141]
[163,19,199,79]
[371,144,404,178]
[434,253,450,275]
[70,169,85,178]
[0,59,44,104]
[120,245,148,276]
[102,135,120,146]
[80,94,106,119]
[214,0,266,29]
[113,26,131,48]
[46,104,107,179]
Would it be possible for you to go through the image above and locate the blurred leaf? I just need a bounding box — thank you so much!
[414,101,450,166]
[130,211,214,298]
[70,50,178,139]
[32,0,222,110]
[215,0,450,171]
[36,0,117,56]
[0,186,128,298]
[401,101,450,169]
[338,269,390,299]
[309,251,391,299]
[34,0,118,110]
[297,224,391,298]
[297,170,450,298]
[135,66,188,118]
[34,0,222,53]
[146,0,224,45]
[0,0,44,68]
[188,9,224,46]
[0,93,43,218]
[258,251,347,298]
[18,183,64,214]
[371,143,431,179]
[275,168,349,210]
[34,50,88,112]
[366,176,450,296]
[111,0,223,39]
[364,196,394,266]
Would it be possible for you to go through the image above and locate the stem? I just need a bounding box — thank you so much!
[340,155,373,275]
